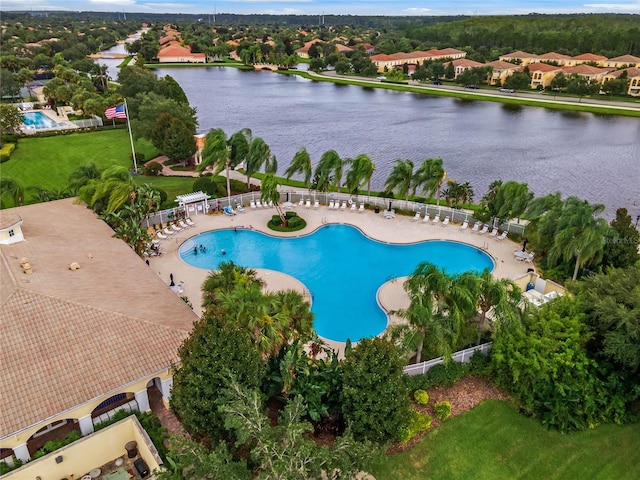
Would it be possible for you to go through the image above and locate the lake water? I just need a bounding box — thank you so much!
[152,67,640,219]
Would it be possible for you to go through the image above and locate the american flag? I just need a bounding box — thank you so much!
[104,103,127,119]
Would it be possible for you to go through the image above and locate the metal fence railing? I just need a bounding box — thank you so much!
[403,342,493,376]
[142,189,526,236]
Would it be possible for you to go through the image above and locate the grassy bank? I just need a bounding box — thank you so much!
[282,70,640,118]
[144,60,251,70]
[369,400,640,480]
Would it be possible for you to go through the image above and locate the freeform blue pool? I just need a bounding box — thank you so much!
[179,225,494,342]
[20,111,59,130]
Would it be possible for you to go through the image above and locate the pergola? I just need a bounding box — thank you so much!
[175,191,211,218]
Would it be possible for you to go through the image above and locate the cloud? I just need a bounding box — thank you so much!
[584,2,640,9]
[402,7,432,14]
[90,0,137,5]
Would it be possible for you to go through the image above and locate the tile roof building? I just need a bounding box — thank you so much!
[0,199,197,464]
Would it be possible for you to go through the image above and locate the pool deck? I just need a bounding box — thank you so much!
[148,204,531,355]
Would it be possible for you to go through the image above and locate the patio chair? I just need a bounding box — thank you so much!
[314,200,320,208]
[478,225,489,235]
[488,227,498,237]
[236,204,245,213]
[341,201,348,210]
[156,231,168,240]
[185,218,195,227]
[255,200,263,208]
[460,220,469,230]
[163,226,175,236]
[298,198,305,207]
[350,202,357,212]
[495,231,508,241]
[305,199,311,208]
[470,222,481,233]
[328,200,335,209]
[411,212,421,222]
[422,213,431,223]
[441,217,450,227]
[223,206,236,216]
[432,214,441,224]
[171,223,182,232]
[358,203,365,213]
[250,200,256,209]
[178,220,190,229]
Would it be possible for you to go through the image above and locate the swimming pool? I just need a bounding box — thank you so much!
[20,111,59,130]
[179,225,494,342]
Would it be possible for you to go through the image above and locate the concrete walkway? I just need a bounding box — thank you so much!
[148,204,529,355]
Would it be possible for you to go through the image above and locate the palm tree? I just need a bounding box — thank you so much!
[67,163,101,194]
[414,157,445,203]
[313,149,342,192]
[0,178,24,208]
[384,159,416,201]
[261,157,287,225]
[284,147,313,193]
[473,269,521,344]
[201,261,263,312]
[79,166,134,215]
[345,154,375,197]
[549,197,609,280]
[245,137,270,189]
[198,128,250,207]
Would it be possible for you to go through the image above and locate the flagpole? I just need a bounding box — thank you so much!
[123,98,137,173]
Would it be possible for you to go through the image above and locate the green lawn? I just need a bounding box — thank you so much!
[1,129,158,192]
[369,400,640,480]
[133,175,198,206]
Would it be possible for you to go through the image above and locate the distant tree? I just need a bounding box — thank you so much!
[1,68,21,99]
[431,61,445,79]
[0,104,22,139]
[566,74,599,100]
[131,92,197,141]
[313,149,343,192]
[285,147,313,193]
[601,208,640,269]
[384,159,417,201]
[341,337,411,444]
[445,61,455,79]
[414,157,445,204]
[345,154,375,196]
[162,118,197,163]
[503,71,531,90]
[601,78,627,97]
[245,136,271,189]
[156,75,189,104]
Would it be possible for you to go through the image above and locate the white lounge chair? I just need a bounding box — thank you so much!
[236,204,245,212]
[432,214,440,224]
[478,225,489,235]
[223,206,236,216]
[305,199,311,208]
[298,199,305,207]
[488,227,498,237]
[250,200,256,209]
[255,200,263,208]
[314,200,320,208]
[495,231,508,241]
[460,221,469,230]
[470,222,481,233]
[328,200,335,209]
[411,212,421,222]
[268,200,274,208]
[163,227,175,236]
[171,223,182,232]
[350,202,357,212]
[441,217,450,226]
[422,213,431,223]
[185,217,195,227]
[358,203,365,213]
[156,231,168,240]
[179,220,190,229]
[341,201,347,210]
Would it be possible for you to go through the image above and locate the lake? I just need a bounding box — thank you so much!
[151,66,640,219]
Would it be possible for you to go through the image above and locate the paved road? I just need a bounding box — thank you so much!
[312,70,640,113]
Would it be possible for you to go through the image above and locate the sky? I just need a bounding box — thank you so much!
[2,0,640,16]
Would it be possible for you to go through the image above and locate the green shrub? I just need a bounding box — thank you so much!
[144,161,163,176]
[0,458,22,475]
[193,177,221,197]
[156,188,168,205]
[434,401,452,421]
[2,134,18,144]
[469,350,491,374]
[271,214,282,224]
[404,362,470,392]
[399,410,432,443]
[414,389,429,405]
[285,210,298,219]
[287,216,303,228]
[131,151,146,163]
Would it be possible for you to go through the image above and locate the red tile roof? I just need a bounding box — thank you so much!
[527,62,563,72]
[485,60,521,71]
[0,199,197,437]
[499,51,538,59]
[562,65,610,76]
[571,53,607,61]
[446,58,483,68]
[158,43,206,60]
[607,54,640,63]
[538,51,571,60]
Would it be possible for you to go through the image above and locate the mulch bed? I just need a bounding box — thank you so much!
[387,375,511,453]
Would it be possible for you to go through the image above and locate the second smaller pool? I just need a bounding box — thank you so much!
[21,111,59,130]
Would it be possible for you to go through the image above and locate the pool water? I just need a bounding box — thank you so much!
[179,225,494,342]
[20,111,59,129]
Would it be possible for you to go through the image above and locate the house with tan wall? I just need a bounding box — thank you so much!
[602,67,640,96]
[498,51,539,65]
[527,62,563,88]
[371,48,466,73]
[565,52,608,67]
[602,54,640,69]
[157,42,206,63]
[561,64,612,83]
[444,58,484,78]
[536,51,572,65]
[485,60,521,86]
[0,199,198,467]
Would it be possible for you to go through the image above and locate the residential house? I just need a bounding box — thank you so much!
[602,54,640,69]
[566,52,608,66]
[0,199,198,466]
[602,67,640,96]
[498,51,539,65]
[561,64,612,83]
[444,58,484,78]
[371,48,466,73]
[157,42,206,63]
[537,51,572,65]
[485,60,521,86]
[295,39,324,58]
[527,62,563,88]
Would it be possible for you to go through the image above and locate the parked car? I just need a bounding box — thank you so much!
[433,79,442,85]
[499,88,515,93]
[465,85,479,89]
[376,76,386,81]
